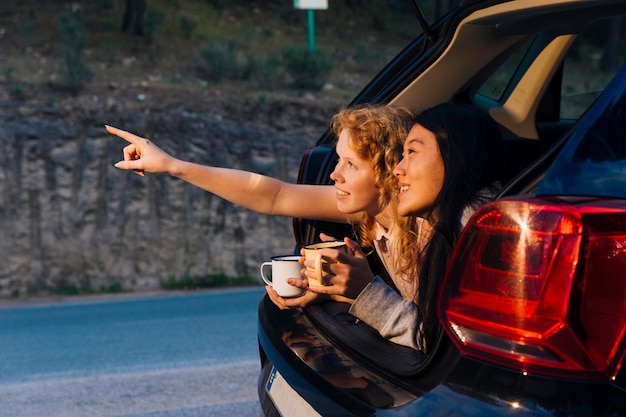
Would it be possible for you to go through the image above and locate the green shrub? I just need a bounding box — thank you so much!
[102,282,124,293]
[179,15,197,39]
[169,71,183,83]
[50,281,80,296]
[144,7,165,43]
[102,40,121,65]
[282,45,334,90]
[239,25,255,43]
[18,22,35,37]
[354,42,386,72]
[199,40,248,82]
[60,49,93,95]
[4,66,24,98]
[49,280,123,296]
[161,273,259,290]
[58,12,87,52]
[247,53,284,88]
[58,12,93,95]
[96,0,115,8]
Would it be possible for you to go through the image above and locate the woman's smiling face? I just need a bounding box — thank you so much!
[394,123,445,218]
[330,129,381,217]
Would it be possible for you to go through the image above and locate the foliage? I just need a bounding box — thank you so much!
[246,53,284,88]
[160,273,260,290]
[49,280,124,296]
[144,7,166,43]
[4,67,24,98]
[96,0,116,8]
[60,49,94,95]
[58,11,93,95]
[354,42,386,73]
[179,15,197,39]
[199,39,248,82]
[199,37,286,87]
[282,45,334,90]
[102,40,121,65]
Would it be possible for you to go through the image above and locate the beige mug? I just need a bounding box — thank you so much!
[260,255,305,297]
[302,241,349,286]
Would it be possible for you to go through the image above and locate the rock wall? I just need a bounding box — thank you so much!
[0,98,330,297]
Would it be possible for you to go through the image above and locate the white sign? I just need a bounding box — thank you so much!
[266,368,321,417]
[294,0,328,10]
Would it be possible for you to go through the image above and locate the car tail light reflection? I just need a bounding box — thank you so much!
[439,198,626,380]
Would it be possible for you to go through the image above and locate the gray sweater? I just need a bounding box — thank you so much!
[349,276,424,350]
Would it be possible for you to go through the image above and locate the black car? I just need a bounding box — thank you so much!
[257,0,626,415]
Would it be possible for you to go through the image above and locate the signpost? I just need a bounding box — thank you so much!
[294,0,329,52]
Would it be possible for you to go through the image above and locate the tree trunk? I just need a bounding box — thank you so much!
[121,0,146,36]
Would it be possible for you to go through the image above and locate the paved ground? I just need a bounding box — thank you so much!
[0,289,265,417]
[0,361,262,417]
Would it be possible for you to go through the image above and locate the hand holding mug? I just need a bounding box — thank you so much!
[302,240,350,287]
[266,285,330,310]
[304,237,375,300]
[260,255,305,298]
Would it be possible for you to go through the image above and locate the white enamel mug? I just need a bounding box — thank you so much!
[260,255,305,297]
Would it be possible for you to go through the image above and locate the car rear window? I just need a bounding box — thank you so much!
[535,63,626,198]
[560,17,626,119]
[478,17,626,120]
[477,39,532,101]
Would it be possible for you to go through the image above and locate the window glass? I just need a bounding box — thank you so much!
[478,17,625,119]
[536,64,626,198]
[560,17,626,119]
[477,40,532,101]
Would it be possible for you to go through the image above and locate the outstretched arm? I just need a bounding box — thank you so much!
[106,125,356,222]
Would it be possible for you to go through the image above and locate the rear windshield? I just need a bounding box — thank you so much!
[535,64,626,198]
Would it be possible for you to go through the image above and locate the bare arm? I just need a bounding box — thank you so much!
[106,125,356,222]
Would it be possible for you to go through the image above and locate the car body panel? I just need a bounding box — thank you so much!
[258,0,626,415]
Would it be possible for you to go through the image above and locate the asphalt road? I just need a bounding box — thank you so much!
[0,288,266,417]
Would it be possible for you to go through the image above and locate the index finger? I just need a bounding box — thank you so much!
[105,125,142,145]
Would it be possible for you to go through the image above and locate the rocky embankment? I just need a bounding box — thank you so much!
[0,89,337,298]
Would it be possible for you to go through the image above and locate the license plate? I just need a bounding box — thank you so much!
[266,367,321,417]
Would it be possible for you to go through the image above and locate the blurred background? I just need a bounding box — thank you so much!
[1,0,621,300]
[0,0,430,299]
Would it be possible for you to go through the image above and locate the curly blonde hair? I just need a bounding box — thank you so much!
[330,105,417,271]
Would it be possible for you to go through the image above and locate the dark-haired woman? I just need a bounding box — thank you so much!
[310,103,508,351]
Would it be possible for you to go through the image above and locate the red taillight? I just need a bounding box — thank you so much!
[439,197,626,381]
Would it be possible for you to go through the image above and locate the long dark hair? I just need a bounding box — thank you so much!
[414,103,507,351]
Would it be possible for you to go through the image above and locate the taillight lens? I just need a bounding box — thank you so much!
[439,197,626,380]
